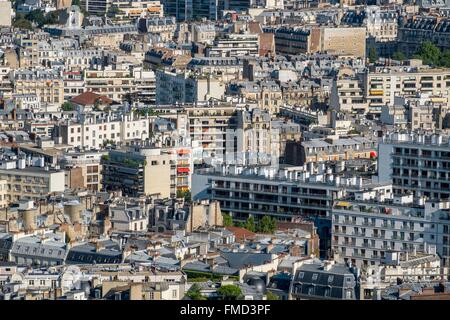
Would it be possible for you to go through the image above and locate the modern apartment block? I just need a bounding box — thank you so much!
[332,190,436,268]
[192,164,371,257]
[80,0,112,16]
[330,71,368,114]
[378,131,450,200]
[84,68,156,101]
[101,147,173,198]
[206,33,260,58]
[155,70,225,105]
[364,66,450,115]
[0,165,65,203]
[60,151,105,192]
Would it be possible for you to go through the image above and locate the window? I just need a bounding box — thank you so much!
[172,290,177,298]
[328,275,334,283]
[312,273,318,281]
[308,286,314,295]
[346,290,352,299]
[298,272,304,279]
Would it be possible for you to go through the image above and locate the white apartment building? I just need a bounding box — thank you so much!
[206,33,260,58]
[58,112,150,150]
[378,131,450,199]
[333,186,450,269]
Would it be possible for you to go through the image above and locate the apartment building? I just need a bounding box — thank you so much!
[272,27,312,55]
[206,33,260,58]
[398,17,450,55]
[378,131,450,200]
[155,70,225,105]
[80,0,111,15]
[193,165,364,257]
[364,6,398,42]
[0,165,65,203]
[113,0,163,19]
[102,147,173,198]
[10,231,68,266]
[330,72,368,114]
[11,69,64,105]
[426,209,450,267]
[83,69,129,102]
[235,108,279,166]
[271,26,366,58]
[137,17,178,41]
[285,136,378,166]
[331,189,439,268]
[364,66,450,115]
[164,146,195,192]
[63,70,85,101]
[230,80,282,114]
[57,112,150,150]
[109,203,149,232]
[184,103,240,163]
[60,151,105,192]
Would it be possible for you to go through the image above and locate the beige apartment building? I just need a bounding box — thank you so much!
[61,151,105,192]
[0,179,7,208]
[102,147,173,198]
[365,66,450,115]
[11,69,64,105]
[330,69,368,114]
[0,166,65,203]
[310,26,367,59]
[273,26,366,58]
[84,69,134,101]
[0,0,11,27]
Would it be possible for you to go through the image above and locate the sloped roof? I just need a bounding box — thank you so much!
[70,91,113,106]
[225,227,256,241]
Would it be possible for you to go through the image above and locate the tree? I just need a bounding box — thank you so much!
[223,214,233,227]
[392,51,406,61]
[61,102,75,111]
[45,10,61,25]
[368,47,378,64]
[440,50,450,68]
[185,284,206,300]
[265,291,279,300]
[257,216,277,234]
[217,285,242,300]
[245,216,255,232]
[235,221,246,228]
[416,41,441,66]
[13,18,32,30]
[72,0,81,6]
[177,190,192,202]
[107,5,122,18]
[26,10,46,27]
